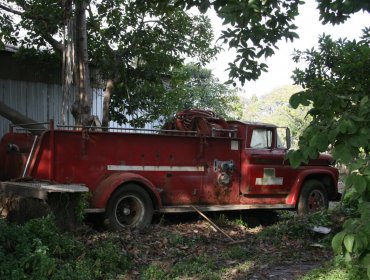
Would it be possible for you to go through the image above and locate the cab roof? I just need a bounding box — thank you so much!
[227,120,277,128]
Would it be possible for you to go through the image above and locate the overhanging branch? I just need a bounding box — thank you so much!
[0,3,23,16]
[0,2,63,52]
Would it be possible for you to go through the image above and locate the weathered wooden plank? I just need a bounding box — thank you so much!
[0,181,88,200]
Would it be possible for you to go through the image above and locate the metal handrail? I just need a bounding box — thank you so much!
[56,124,198,135]
[10,122,50,127]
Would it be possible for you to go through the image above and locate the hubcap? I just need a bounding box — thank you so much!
[115,195,144,227]
[307,190,325,212]
[123,208,131,215]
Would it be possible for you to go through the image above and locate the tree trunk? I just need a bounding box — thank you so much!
[102,79,114,130]
[0,101,45,134]
[71,0,92,127]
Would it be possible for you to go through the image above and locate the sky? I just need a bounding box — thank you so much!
[206,1,369,97]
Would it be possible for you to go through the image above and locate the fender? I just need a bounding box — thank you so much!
[285,167,338,205]
[91,172,162,209]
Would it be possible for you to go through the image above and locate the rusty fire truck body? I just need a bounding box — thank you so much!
[0,119,340,229]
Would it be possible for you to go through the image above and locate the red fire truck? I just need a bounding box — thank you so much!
[0,111,340,229]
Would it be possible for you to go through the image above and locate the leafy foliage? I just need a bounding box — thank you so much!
[153,64,243,124]
[288,29,370,277]
[0,217,131,280]
[2,1,369,125]
[0,0,219,125]
[317,0,370,25]
[112,63,244,126]
[90,2,220,125]
[175,0,302,85]
[0,208,353,279]
[302,261,366,280]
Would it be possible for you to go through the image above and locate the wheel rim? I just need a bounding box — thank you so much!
[114,195,144,227]
[307,190,325,212]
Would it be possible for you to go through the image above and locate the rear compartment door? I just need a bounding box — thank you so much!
[200,138,241,204]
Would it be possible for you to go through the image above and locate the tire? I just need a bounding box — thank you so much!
[106,184,153,230]
[297,179,328,215]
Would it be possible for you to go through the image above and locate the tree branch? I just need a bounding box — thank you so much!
[143,20,161,24]
[42,32,64,52]
[0,3,63,52]
[0,3,23,16]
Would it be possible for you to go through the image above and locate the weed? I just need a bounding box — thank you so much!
[158,214,166,226]
[167,232,185,245]
[141,264,167,280]
[233,216,248,227]
[215,213,229,226]
[302,262,366,280]
[166,231,202,247]
[279,210,296,220]
[171,256,220,280]
[306,210,331,228]
[256,210,336,246]
[222,245,250,260]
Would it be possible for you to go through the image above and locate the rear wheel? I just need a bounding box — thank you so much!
[106,184,153,230]
[297,179,328,215]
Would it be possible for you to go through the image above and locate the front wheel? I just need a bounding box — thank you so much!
[297,180,328,215]
[106,184,153,230]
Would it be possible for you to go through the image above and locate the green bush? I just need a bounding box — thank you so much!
[141,264,167,280]
[0,217,131,279]
[302,260,366,280]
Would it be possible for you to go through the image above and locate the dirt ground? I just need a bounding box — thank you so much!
[84,211,334,279]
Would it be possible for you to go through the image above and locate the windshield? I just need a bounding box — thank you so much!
[250,129,272,149]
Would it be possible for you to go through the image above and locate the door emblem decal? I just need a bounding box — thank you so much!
[255,168,283,185]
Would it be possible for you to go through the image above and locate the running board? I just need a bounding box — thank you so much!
[85,208,105,213]
[160,204,294,213]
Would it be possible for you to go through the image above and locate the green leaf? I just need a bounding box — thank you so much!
[357,232,369,253]
[345,174,355,188]
[363,167,370,176]
[353,234,366,253]
[332,231,346,254]
[349,135,368,148]
[360,95,369,106]
[289,92,309,109]
[302,146,319,160]
[343,218,360,229]
[288,150,304,168]
[328,129,338,142]
[332,144,352,163]
[317,133,329,152]
[359,202,370,221]
[344,234,355,253]
[361,253,370,267]
[338,119,357,134]
[353,175,367,194]
[345,251,352,262]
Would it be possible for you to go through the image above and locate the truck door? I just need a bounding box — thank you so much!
[240,127,293,196]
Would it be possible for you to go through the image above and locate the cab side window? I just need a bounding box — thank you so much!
[250,129,272,148]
